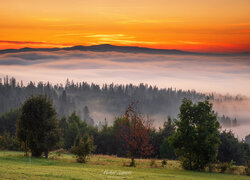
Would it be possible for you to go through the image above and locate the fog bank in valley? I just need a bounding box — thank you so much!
[0,49,249,139]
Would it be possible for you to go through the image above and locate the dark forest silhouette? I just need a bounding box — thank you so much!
[0,76,208,125]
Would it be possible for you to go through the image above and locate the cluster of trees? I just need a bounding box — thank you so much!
[218,131,250,165]
[0,109,20,150]
[0,94,249,171]
[0,76,208,123]
[218,115,238,127]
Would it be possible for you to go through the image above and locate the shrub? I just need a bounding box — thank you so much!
[71,134,95,163]
[218,161,235,173]
[218,162,229,173]
[161,159,167,167]
[207,163,217,173]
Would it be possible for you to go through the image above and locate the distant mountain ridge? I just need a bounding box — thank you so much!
[0,44,249,56]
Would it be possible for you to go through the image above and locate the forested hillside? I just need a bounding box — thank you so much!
[0,76,207,125]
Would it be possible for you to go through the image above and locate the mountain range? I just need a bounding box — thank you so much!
[1,44,249,56]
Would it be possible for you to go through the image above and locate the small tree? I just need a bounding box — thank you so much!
[71,134,95,163]
[64,118,80,149]
[170,98,220,170]
[117,102,154,166]
[160,137,175,159]
[16,95,60,158]
[83,106,94,126]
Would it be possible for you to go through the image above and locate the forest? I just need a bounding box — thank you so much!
[0,76,249,170]
[0,75,208,125]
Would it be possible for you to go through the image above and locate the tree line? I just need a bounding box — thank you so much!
[0,76,208,123]
[218,115,239,127]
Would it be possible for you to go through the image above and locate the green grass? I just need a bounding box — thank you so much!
[0,151,249,180]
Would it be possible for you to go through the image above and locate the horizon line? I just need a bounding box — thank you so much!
[0,43,249,56]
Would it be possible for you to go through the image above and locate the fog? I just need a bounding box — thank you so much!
[0,50,249,96]
[0,49,249,139]
[212,98,250,139]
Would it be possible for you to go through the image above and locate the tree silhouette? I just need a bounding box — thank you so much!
[83,106,94,126]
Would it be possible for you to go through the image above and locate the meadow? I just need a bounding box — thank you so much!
[0,151,249,180]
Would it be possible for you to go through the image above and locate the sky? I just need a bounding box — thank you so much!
[0,0,250,95]
[0,0,250,52]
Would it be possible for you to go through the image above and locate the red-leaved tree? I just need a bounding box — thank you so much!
[117,102,154,166]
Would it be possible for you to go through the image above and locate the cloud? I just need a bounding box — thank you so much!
[55,33,84,37]
[0,40,71,48]
[85,34,133,38]
[0,50,250,97]
[0,59,29,65]
[0,40,48,45]
[83,34,158,45]
[5,53,60,60]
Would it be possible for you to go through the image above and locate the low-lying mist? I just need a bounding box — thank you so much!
[0,49,249,139]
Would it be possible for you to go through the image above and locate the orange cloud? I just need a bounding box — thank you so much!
[0,40,72,50]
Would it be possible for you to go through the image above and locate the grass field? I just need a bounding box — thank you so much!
[0,151,249,180]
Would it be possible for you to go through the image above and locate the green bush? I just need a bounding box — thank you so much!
[161,159,167,167]
[71,134,95,163]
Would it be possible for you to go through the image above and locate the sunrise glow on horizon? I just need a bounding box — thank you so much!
[0,0,249,52]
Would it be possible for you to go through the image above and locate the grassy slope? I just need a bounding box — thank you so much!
[0,151,249,180]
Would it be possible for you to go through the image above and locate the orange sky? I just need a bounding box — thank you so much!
[0,0,249,52]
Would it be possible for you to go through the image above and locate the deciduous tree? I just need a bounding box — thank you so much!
[16,95,60,158]
[117,102,154,166]
[170,98,220,170]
